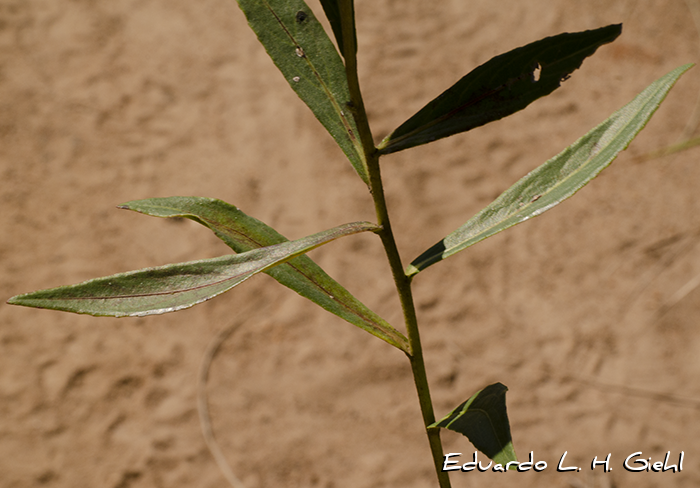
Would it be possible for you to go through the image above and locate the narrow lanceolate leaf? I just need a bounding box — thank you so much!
[117,197,410,353]
[319,0,356,58]
[8,222,378,319]
[236,0,367,184]
[430,383,517,469]
[407,64,693,276]
[378,24,622,155]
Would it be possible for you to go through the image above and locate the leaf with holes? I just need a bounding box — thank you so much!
[8,221,379,319]
[430,383,517,469]
[378,24,621,155]
[407,63,693,276]
[119,197,410,352]
[236,0,367,183]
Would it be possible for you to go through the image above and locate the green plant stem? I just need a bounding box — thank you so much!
[337,2,450,487]
[367,151,451,488]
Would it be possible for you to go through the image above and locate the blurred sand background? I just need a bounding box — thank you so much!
[3,1,700,487]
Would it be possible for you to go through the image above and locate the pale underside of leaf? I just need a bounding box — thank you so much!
[407,63,693,276]
[236,0,367,184]
[117,197,410,353]
[8,221,378,318]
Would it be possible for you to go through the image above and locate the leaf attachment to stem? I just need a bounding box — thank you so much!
[378,24,622,155]
[236,0,368,184]
[430,383,517,469]
[407,63,693,276]
[9,221,377,318]
[122,197,409,352]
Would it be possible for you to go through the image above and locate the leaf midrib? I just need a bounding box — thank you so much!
[205,215,401,336]
[261,0,362,154]
[442,82,663,258]
[125,203,408,349]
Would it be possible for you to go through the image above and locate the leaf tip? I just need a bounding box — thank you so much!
[117,199,140,210]
[6,293,40,309]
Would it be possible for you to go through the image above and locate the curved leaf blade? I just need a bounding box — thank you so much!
[430,383,517,469]
[407,63,693,276]
[236,0,367,184]
[116,197,410,353]
[8,221,378,318]
[378,24,622,155]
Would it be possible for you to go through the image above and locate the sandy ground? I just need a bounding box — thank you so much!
[3,1,700,487]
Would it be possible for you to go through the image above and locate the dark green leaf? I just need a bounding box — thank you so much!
[236,0,367,183]
[378,24,622,155]
[319,0,356,58]
[8,222,378,318]
[407,63,693,276]
[117,197,410,353]
[430,383,517,468]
